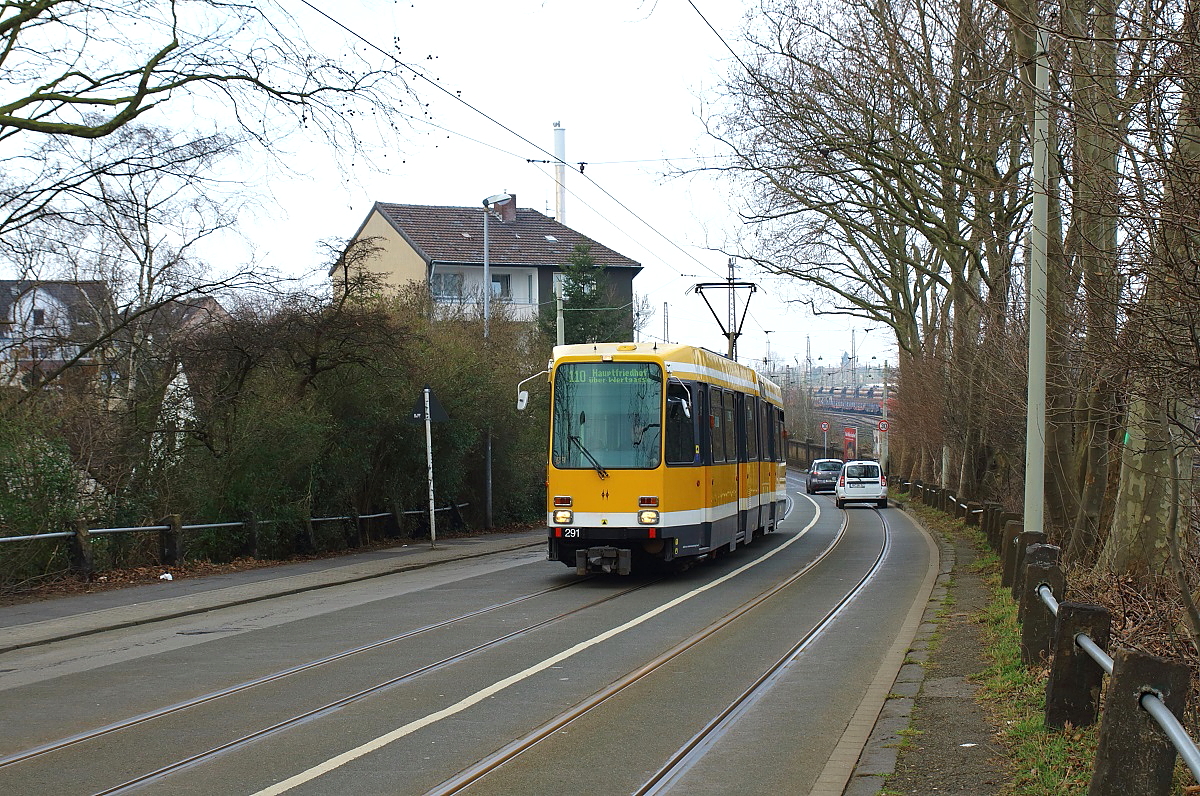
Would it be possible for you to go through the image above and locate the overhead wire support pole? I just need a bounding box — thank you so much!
[687,278,757,362]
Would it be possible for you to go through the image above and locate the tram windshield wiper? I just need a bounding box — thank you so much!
[569,435,609,479]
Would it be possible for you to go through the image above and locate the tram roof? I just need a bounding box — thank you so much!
[550,342,782,402]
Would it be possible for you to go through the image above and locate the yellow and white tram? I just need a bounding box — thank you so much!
[544,342,787,575]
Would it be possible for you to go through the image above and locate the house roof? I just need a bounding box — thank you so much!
[365,202,642,272]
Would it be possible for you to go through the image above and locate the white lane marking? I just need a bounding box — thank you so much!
[250,508,823,795]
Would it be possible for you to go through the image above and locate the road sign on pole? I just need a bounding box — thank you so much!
[878,419,890,432]
[410,386,449,548]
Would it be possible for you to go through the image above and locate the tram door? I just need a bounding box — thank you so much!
[737,393,761,540]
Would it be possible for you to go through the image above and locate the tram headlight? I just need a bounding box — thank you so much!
[637,510,660,525]
[553,509,574,524]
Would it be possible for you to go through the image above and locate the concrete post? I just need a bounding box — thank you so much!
[1045,603,1110,729]
[999,520,1024,588]
[158,514,182,566]
[1019,561,1065,665]
[1015,541,1058,617]
[1088,648,1190,796]
[69,519,93,576]
[1008,533,1046,600]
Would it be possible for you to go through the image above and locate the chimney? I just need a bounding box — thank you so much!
[500,194,517,223]
[554,122,566,223]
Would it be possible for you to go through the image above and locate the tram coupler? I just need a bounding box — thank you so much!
[575,546,632,575]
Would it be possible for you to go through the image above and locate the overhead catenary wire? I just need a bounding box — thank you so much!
[289,1,796,358]
[294,0,728,283]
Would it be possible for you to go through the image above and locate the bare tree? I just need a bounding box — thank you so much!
[0,0,419,241]
[0,1,410,142]
[706,0,1027,492]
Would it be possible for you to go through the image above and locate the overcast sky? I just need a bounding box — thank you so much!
[9,0,899,374]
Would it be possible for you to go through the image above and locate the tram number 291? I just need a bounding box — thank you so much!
[562,528,581,538]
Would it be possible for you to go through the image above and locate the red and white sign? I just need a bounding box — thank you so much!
[878,419,890,432]
[820,421,829,432]
[843,426,858,460]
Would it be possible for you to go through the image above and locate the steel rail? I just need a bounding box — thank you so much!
[90,577,664,796]
[420,494,856,796]
[0,578,590,770]
[635,508,891,795]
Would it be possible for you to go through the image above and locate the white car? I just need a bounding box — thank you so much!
[835,460,888,509]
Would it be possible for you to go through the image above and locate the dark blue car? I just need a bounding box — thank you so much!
[805,459,843,494]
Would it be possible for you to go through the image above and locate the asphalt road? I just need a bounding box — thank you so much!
[0,482,938,796]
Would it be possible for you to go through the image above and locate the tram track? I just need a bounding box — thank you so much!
[634,507,893,795]
[0,575,657,778]
[418,496,881,796]
[5,473,865,796]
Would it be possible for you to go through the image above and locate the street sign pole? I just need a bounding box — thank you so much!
[424,386,437,547]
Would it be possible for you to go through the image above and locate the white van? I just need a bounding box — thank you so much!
[835,460,888,509]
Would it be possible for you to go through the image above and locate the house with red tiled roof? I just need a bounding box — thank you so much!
[339,196,642,330]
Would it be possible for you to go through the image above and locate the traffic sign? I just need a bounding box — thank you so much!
[878,419,890,432]
[410,386,449,423]
[819,421,829,432]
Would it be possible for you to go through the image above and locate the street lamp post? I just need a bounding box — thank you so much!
[481,193,511,530]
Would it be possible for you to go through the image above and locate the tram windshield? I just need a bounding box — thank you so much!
[552,362,663,471]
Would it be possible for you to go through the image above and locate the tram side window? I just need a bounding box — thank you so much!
[776,407,785,461]
[711,388,726,462]
[723,390,736,462]
[666,381,697,465]
[762,402,775,461]
[745,396,759,462]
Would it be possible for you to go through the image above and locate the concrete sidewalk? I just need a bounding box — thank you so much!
[0,530,545,655]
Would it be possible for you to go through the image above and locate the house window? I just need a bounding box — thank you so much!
[431,272,464,301]
[32,308,45,326]
[492,274,511,301]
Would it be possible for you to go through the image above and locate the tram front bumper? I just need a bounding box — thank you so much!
[575,546,632,576]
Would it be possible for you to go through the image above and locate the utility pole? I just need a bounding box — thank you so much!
[727,257,736,358]
[1024,30,1049,535]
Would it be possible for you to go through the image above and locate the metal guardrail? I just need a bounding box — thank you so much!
[0,531,75,543]
[1037,583,1200,781]
[0,505,469,546]
[895,475,1199,795]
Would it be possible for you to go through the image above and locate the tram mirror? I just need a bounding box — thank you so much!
[668,396,692,419]
[517,390,529,411]
[579,411,587,426]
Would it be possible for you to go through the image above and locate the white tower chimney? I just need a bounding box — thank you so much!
[553,122,567,223]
